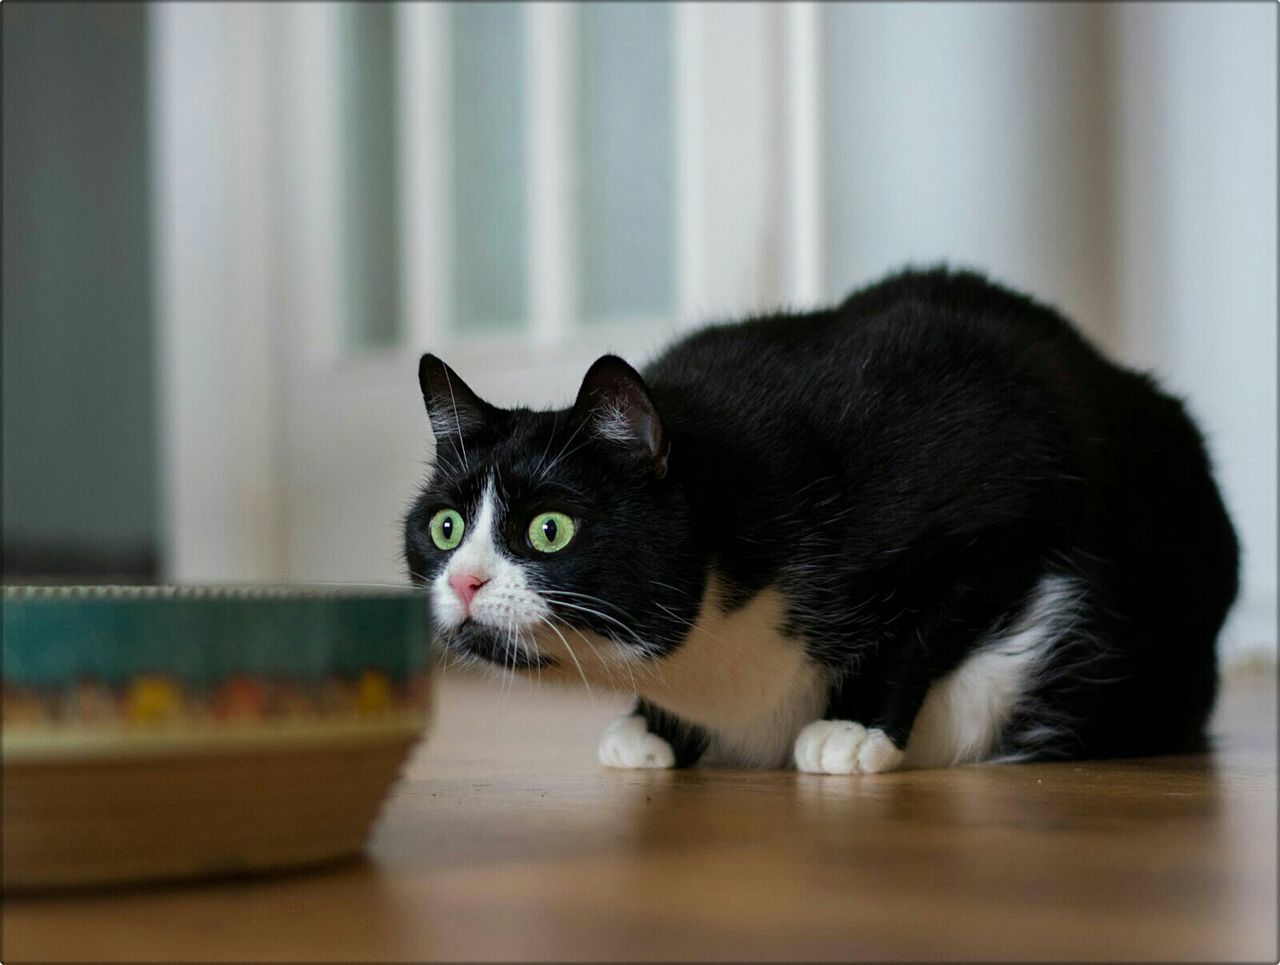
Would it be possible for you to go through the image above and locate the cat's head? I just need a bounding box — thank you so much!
[404,354,703,676]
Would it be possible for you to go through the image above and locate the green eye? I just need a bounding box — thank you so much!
[528,511,576,554]
[429,508,465,551]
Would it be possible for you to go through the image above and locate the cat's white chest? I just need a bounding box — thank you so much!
[638,579,829,768]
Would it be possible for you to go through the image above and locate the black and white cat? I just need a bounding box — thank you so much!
[404,269,1239,773]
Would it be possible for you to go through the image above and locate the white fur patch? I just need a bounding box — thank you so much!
[530,575,826,769]
[794,721,905,774]
[592,402,635,446]
[637,578,828,768]
[598,713,676,769]
[903,573,1084,768]
[431,480,550,661]
[429,407,485,446]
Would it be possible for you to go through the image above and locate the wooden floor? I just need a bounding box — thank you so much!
[4,668,1277,962]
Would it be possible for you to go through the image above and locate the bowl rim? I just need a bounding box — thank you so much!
[2,584,429,602]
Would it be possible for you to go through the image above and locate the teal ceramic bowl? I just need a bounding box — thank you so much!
[2,585,433,890]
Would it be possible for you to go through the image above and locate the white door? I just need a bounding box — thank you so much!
[154,2,818,584]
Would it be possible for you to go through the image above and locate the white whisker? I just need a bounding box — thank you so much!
[539,616,593,699]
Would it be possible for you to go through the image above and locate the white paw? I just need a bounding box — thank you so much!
[598,714,676,769]
[794,720,905,774]
[857,729,906,773]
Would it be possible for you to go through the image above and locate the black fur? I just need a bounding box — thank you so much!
[405,268,1238,764]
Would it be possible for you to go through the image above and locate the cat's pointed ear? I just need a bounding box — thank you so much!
[572,355,669,478]
[418,354,494,441]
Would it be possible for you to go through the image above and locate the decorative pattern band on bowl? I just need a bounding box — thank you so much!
[2,585,434,750]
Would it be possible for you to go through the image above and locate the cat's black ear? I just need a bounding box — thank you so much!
[572,355,669,478]
[418,354,494,441]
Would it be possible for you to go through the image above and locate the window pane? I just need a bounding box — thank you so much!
[577,3,675,323]
[451,3,528,333]
[338,2,402,351]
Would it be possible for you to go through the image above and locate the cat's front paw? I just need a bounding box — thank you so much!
[794,720,905,774]
[598,714,676,769]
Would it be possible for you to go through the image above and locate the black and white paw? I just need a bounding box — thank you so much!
[598,714,676,769]
[794,720,905,774]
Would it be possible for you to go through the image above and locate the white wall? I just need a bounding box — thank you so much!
[822,4,1116,347]
[152,3,284,581]
[1115,3,1277,662]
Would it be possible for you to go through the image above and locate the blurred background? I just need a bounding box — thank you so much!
[2,2,1275,663]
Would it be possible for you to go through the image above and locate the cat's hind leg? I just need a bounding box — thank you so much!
[795,546,1049,774]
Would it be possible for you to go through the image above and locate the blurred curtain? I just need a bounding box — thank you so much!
[1,3,158,578]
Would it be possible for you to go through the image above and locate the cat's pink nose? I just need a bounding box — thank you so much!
[448,572,489,611]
